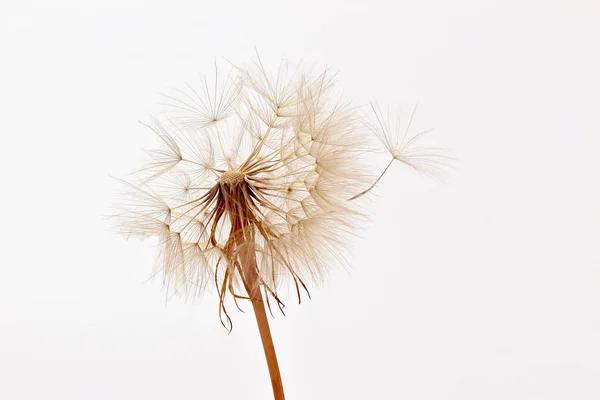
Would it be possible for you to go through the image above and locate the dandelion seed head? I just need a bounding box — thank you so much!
[113,57,450,328]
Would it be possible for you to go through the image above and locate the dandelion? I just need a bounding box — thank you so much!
[113,56,449,400]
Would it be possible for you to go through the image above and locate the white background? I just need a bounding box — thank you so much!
[1,1,599,399]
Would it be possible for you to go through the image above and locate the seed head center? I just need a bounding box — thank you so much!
[219,170,245,185]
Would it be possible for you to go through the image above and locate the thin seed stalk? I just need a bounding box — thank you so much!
[240,242,285,400]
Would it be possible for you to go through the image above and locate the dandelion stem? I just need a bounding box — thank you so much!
[240,242,285,400]
[349,157,395,200]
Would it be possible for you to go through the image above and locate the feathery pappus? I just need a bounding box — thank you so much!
[113,58,450,330]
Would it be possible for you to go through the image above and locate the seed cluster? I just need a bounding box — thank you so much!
[114,59,447,329]
[219,170,245,185]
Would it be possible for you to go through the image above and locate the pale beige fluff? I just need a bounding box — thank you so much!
[114,58,447,328]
